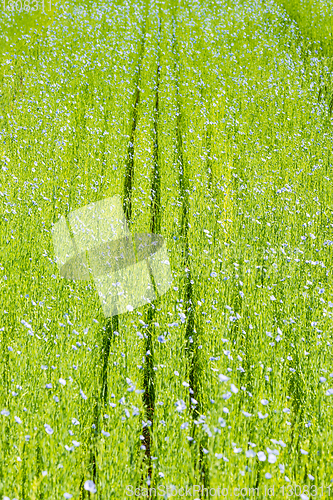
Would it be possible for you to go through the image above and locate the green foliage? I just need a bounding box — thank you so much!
[1,0,333,497]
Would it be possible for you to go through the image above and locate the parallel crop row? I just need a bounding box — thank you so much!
[1,0,333,497]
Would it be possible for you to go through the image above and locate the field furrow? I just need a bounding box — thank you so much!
[1,0,333,497]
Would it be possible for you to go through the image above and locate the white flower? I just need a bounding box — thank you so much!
[64,494,72,499]
[84,480,97,493]
[175,400,186,412]
[222,392,232,400]
[246,449,256,458]
[258,412,268,419]
[230,384,238,394]
[257,451,266,461]
[101,430,110,437]
[218,417,226,427]
[261,399,269,405]
[268,454,276,463]
[218,374,230,382]
[44,424,53,435]
[72,440,80,447]
[59,378,66,386]
[300,449,308,455]
[265,473,272,479]
[21,319,32,329]
[242,411,252,417]
[15,416,22,424]
[1,409,10,416]
[80,389,87,400]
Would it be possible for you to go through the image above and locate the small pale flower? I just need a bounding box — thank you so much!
[80,389,87,400]
[44,424,53,435]
[175,400,186,412]
[84,480,97,493]
[258,412,268,419]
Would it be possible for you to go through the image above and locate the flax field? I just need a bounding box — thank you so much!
[1,0,333,498]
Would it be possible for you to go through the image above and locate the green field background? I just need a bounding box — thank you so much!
[1,0,333,498]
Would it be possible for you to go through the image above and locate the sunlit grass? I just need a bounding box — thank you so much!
[1,0,333,497]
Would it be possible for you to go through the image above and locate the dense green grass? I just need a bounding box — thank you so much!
[277,0,333,114]
[277,0,333,61]
[1,0,333,498]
